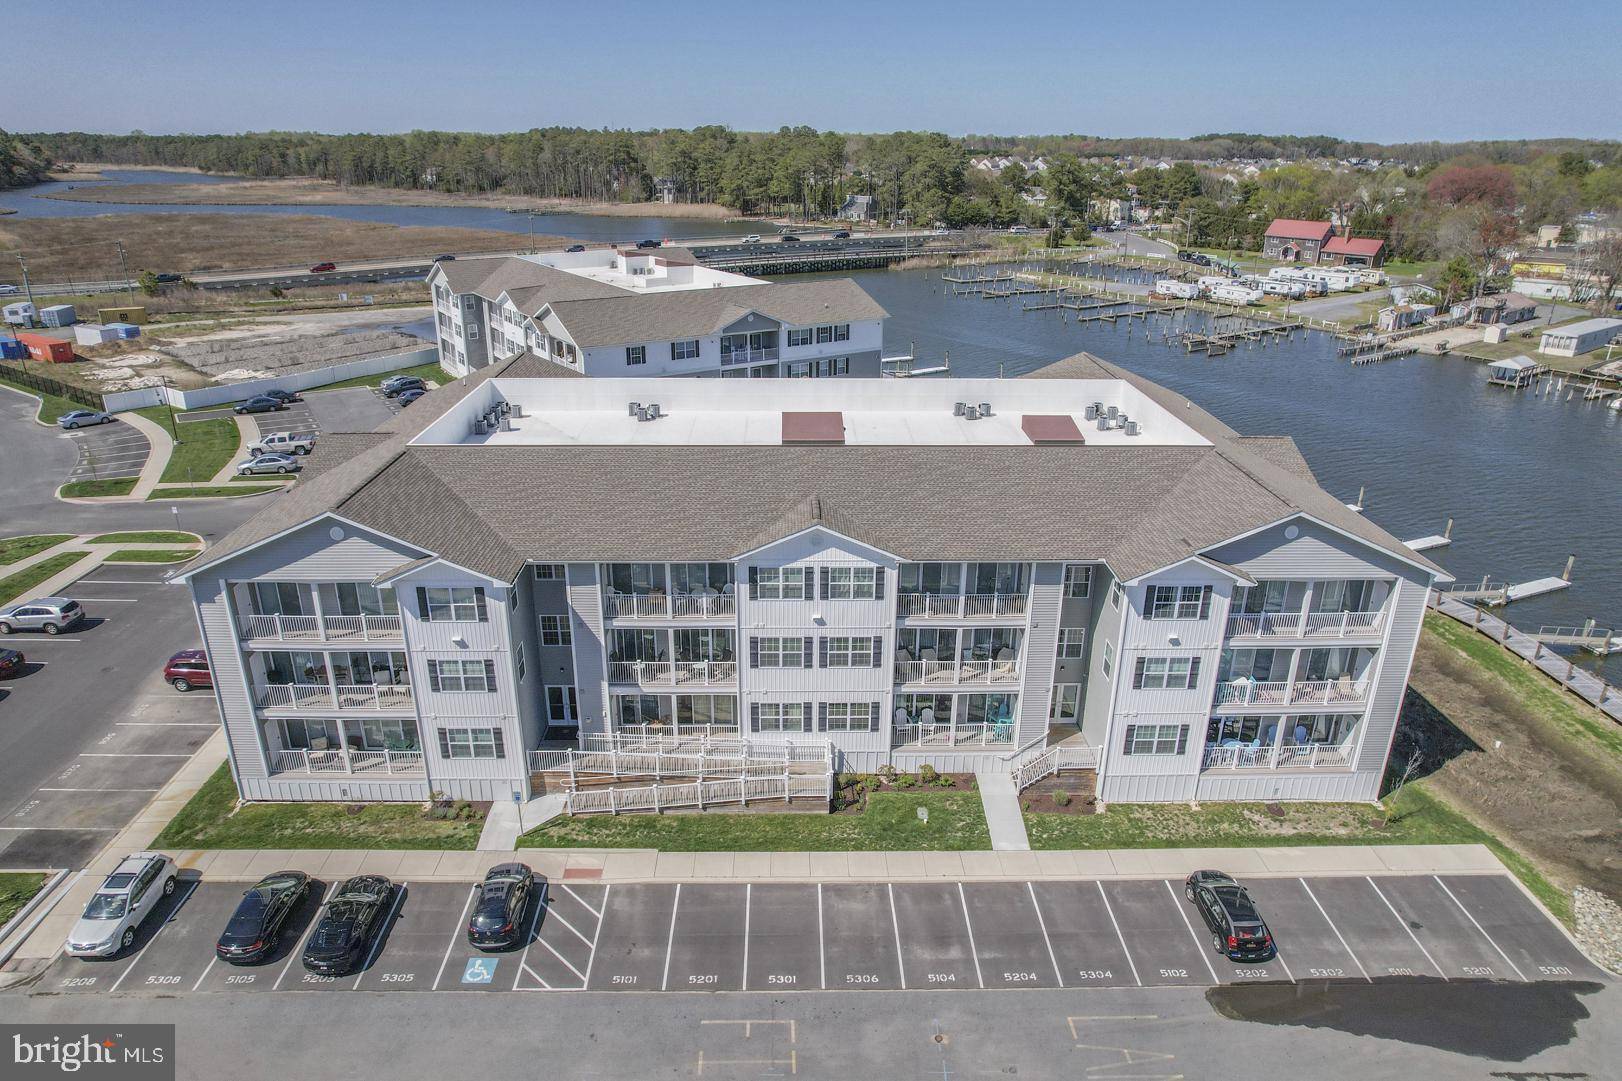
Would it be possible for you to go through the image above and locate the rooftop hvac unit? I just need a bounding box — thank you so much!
[501,414,514,432]
[510,403,523,418]
[646,403,662,420]
[1124,420,1140,436]
[1106,404,1119,421]
[628,401,642,416]
[1084,403,1098,420]
[977,402,992,418]
[953,402,968,416]
[1096,416,1111,431]
[635,406,650,422]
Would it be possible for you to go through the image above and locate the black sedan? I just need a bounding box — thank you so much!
[234,395,289,415]
[1185,870,1274,961]
[467,863,539,950]
[261,388,302,404]
[215,870,310,964]
[302,875,395,975]
[0,647,25,679]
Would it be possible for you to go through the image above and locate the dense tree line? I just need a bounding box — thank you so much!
[0,130,54,190]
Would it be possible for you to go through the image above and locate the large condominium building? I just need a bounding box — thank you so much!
[426,246,888,379]
[177,352,1448,806]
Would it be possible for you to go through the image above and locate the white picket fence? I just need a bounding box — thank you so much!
[564,771,834,815]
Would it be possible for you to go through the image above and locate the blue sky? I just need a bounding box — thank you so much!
[10,0,1620,142]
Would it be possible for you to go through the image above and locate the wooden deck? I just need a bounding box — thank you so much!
[1428,593,1622,724]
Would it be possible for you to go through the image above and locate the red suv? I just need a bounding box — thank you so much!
[164,649,212,692]
[309,261,337,273]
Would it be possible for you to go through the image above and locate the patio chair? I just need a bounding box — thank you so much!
[920,647,938,662]
[894,707,909,727]
[919,707,936,726]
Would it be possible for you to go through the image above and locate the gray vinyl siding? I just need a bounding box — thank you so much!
[190,576,270,779]
[1100,772,1200,803]
[1355,574,1427,777]
[1080,566,1122,748]
[566,563,608,735]
[528,571,579,729]
[1016,562,1063,745]
[1194,769,1375,803]
[508,573,544,749]
[1207,517,1415,581]
[215,519,427,583]
[240,776,430,802]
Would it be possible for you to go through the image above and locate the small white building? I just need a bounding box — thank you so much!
[1539,318,1622,358]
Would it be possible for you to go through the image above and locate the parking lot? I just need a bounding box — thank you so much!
[65,416,150,483]
[25,872,1605,997]
[0,560,218,870]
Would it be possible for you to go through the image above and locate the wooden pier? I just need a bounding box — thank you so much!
[1439,557,1576,607]
[1179,315,1302,355]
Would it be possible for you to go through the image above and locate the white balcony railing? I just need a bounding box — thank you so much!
[1213,678,1369,709]
[893,659,1019,685]
[1303,610,1385,637]
[1213,680,1290,707]
[897,593,963,618]
[608,660,737,686]
[603,594,670,619]
[674,660,737,684]
[1202,742,1353,770]
[671,593,736,619]
[257,682,413,711]
[720,346,779,366]
[607,660,673,685]
[271,747,425,775]
[240,612,402,641]
[963,593,1028,618]
[892,722,1015,747]
[1226,609,1385,639]
[897,592,1028,619]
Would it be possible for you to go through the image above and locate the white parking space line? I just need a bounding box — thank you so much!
[888,883,906,990]
[69,598,141,603]
[1299,878,1371,982]
[1095,881,1142,987]
[543,903,594,947]
[509,884,548,991]
[1027,882,1064,988]
[534,928,586,982]
[957,882,984,989]
[275,881,338,989]
[1165,880,1221,984]
[116,722,219,727]
[741,883,751,991]
[8,638,83,643]
[80,753,193,758]
[518,962,554,990]
[353,881,409,989]
[0,825,120,831]
[1434,876,1527,981]
[1365,876,1448,981]
[39,787,160,793]
[1271,947,1295,981]
[560,884,601,919]
[581,883,607,990]
[110,880,199,993]
[77,580,164,586]
[191,957,217,993]
[817,883,826,990]
[433,885,479,991]
[660,883,681,991]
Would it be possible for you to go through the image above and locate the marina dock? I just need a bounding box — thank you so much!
[1404,519,1454,552]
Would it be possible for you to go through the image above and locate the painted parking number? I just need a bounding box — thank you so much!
[463,958,497,984]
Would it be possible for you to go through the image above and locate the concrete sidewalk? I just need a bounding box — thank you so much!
[974,771,1030,851]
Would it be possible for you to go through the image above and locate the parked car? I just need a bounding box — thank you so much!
[65,853,178,957]
[635,239,661,249]
[163,648,212,692]
[741,234,761,244]
[396,388,427,406]
[380,375,426,398]
[432,254,456,263]
[236,453,301,476]
[58,409,115,430]
[1007,225,1030,234]
[260,388,302,404]
[832,229,851,239]
[216,870,311,964]
[0,647,25,678]
[1185,870,1274,961]
[234,395,289,415]
[466,863,539,950]
[563,244,587,253]
[780,235,801,243]
[1177,250,1196,262]
[153,273,184,284]
[309,262,337,273]
[0,284,19,296]
[302,875,395,976]
[247,430,315,457]
[0,597,84,635]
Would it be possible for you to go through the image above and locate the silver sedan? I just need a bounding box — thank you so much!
[236,453,302,476]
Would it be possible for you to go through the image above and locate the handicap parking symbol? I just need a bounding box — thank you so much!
[462,957,498,984]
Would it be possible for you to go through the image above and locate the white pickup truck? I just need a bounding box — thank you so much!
[246,430,316,457]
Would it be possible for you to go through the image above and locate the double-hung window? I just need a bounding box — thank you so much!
[752,636,810,668]
[421,587,485,622]
[823,566,878,600]
[815,325,833,344]
[670,339,700,361]
[1057,628,1087,658]
[1122,723,1187,756]
[439,727,505,759]
[751,702,810,733]
[752,566,808,600]
[1062,564,1093,598]
[429,658,494,693]
[1132,656,1201,690]
[787,328,813,347]
[832,323,850,342]
[540,615,571,646]
[820,702,878,732]
[625,345,646,366]
[820,636,879,668]
[1102,641,1114,678]
[533,563,565,580]
[1145,584,1210,620]
[1109,581,1123,610]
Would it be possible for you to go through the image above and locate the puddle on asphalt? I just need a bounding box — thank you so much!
[1206,979,1604,1060]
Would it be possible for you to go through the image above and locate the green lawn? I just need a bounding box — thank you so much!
[104,548,201,563]
[521,791,991,851]
[86,530,199,545]
[153,764,485,851]
[0,872,49,929]
[307,359,444,394]
[0,551,91,605]
[146,484,282,500]
[59,477,136,498]
[0,534,71,564]
[156,415,241,484]
[0,366,85,424]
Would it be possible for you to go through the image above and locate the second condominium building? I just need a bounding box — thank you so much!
[178,352,1448,806]
[426,246,888,379]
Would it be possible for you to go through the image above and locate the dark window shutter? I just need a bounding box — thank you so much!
[483,659,496,692]
[820,567,830,600]
[1140,587,1154,619]
[1175,726,1189,755]
[874,568,885,600]
[416,587,429,620]
[493,729,506,759]
[1198,585,1212,619]
[473,587,488,622]
[750,703,761,733]
[869,701,881,732]
[802,702,813,733]
[871,636,883,667]
[1132,657,1146,690]
[1122,724,1137,755]
[1187,657,1201,687]
[748,567,759,599]
[817,703,828,732]
[427,660,441,692]
[437,728,451,757]
[819,637,829,668]
[749,637,760,668]
[801,638,812,669]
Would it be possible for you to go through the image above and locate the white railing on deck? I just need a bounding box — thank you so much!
[1202,742,1352,770]
[603,594,669,619]
[963,593,1028,618]
[891,723,1014,747]
[270,747,424,774]
[1288,679,1369,706]
[563,769,831,815]
[257,682,412,710]
[1213,680,1289,706]
[320,614,403,640]
[1227,610,1385,639]
[894,659,1019,684]
[241,612,401,641]
[671,593,736,619]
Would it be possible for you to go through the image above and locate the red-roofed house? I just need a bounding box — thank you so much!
[1263,219,1334,263]
[1321,235,1387,268]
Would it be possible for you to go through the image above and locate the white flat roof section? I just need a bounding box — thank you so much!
[410,377,1216,449]
[524,249,759,293]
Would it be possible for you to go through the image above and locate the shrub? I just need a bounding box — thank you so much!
[933,773,955,788]
[894,773,918,789]
[918,764,939,784]
[1052,791,1072,808]
[860,775,884,793]
[877,764,898,783]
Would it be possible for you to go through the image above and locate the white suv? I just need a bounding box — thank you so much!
[65,853,178,957]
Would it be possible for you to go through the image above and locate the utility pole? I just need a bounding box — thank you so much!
[16,253,38,318]
[115,241,135,303]
[158,375,179,440]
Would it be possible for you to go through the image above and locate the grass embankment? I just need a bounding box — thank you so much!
[153,764,485,851]
[60,477,136,498]
[87,530,198,545]
[0,535,71,564]
[147,485,282,500]
[0,872,50,929]
[0,366,83,424]
[105,548,201,563]
[311,359,444,393]
[140,407,240,484]
[0,552,91,605]
[522,791,990,851]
